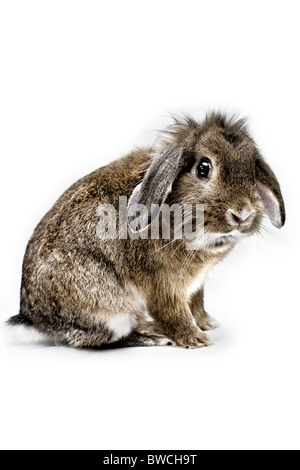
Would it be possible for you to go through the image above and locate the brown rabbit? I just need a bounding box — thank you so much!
[8,112,286,348]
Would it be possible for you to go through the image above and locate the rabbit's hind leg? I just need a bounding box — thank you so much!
[59,311,139,348]
[56,314,174,349]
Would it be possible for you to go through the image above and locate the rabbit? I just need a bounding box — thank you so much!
[8,112,286,349]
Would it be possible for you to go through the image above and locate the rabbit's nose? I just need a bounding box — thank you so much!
[228,208,253,225]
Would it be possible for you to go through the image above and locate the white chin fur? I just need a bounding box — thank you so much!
[190,229,244,249]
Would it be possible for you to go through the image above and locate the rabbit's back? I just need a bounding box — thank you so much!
[16,149,152,346]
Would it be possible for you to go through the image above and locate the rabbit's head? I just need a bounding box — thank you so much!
[128,113,285,247]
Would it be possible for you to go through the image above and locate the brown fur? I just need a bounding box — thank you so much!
[8,112,286,349]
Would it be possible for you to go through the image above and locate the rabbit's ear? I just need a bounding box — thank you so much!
[128,146,188,232]
[255,157,286,228]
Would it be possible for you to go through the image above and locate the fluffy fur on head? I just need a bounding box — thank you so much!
[155,112,252,150]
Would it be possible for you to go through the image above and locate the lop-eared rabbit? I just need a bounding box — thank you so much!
[8,113,285,349]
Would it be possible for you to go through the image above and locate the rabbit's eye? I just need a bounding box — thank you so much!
[197,158,212,179]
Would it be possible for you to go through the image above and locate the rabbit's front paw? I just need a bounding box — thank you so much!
[196,313,220,331]
[173,327,212,349]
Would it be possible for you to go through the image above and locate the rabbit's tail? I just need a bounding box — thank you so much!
[7,313,33,327]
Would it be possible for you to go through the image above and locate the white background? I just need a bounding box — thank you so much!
[0,0,299,451]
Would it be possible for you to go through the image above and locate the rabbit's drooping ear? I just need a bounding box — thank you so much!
[255,157,286,228]
[128,146,187,231]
